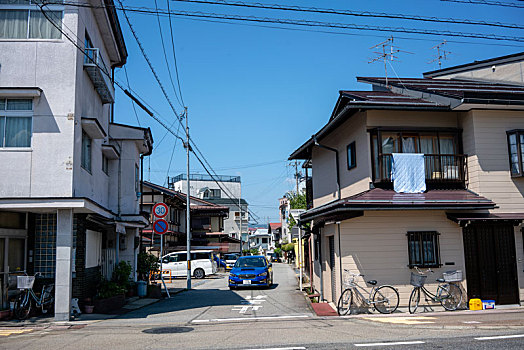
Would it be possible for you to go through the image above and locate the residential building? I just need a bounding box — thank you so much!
[289,52,524,308]
[268,222,281,246]
[248,228,273,254]
[0,1,152,321]
[141,182,234,255]
[168,174,249,242]
[278,197,290,243]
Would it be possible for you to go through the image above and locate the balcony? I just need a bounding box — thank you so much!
[83,48,114,104]
[374,154,467,190]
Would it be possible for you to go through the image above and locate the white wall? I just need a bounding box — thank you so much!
[85,229,102,268]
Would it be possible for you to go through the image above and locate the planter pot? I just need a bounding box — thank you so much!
[94,294,126,314]
[84,305,94,314]
[147,284,162,299]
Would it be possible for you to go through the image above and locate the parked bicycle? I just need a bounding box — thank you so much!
[337,269,399,315]
[14,273,54,320]
[408,267,463,314]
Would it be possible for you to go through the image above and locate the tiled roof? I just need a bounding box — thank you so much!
[357,77,524,102]
[339,90,441,107]
[301,189,495,222]
[269,223,281,229]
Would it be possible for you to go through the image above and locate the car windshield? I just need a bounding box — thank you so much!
[224,254,238,260]
[235,257,266,268]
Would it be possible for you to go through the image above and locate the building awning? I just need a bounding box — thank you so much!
[447,212,524,226]
[300,188,495,224]
[0,87,42,97]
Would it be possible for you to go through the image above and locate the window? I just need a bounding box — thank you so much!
[262,237,268,244]
[170,209,180,225]
[203,188,221,199]
[507,130,524,176]
[0,1,63,39]
[347,141,356,170]
[0,98,32,147]
[407,231,441,268]
[102,154,109,175]
[81,131,91,172]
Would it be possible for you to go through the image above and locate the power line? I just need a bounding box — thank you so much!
[116,0,182,118]
[153,0,184,108]
[439,0,524,8]
[171,0,524,30]
[48,2,524,43]
[166,0,185,106]
[123,66,141,126]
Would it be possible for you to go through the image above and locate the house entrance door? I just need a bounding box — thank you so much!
[328,236,336,303]
[463,223,519,305]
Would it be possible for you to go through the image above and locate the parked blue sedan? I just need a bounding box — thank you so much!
[228,256,273,289]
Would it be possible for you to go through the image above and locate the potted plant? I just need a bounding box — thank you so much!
[94,279,126,313]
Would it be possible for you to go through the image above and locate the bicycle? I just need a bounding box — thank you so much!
[14,273,54,320]
[337,269,399,315]
[408,267,463,314]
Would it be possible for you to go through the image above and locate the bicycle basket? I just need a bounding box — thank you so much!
[17,276,35,290]
[443,270,463,282]
[410,272,427,287]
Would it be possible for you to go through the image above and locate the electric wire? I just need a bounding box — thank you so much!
[166,0,185,106]
[123,65,141,126]
[46,1,524,43]
[153,0,184,108]
[171,0,524,30]
[439,0,524,8]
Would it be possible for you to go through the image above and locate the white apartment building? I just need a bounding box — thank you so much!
[0,1,152,321]
[169,174,249,241]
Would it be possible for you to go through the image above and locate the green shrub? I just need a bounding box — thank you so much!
[137,252,159,283]
[97,279,126,299]
[113,260,132,291]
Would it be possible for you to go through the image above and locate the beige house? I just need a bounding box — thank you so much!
[289,52,524,309]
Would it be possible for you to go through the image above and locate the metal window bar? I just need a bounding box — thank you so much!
[407,231,441,268]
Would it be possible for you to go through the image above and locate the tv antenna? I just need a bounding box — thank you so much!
[429,41,451,69]
[369,36,412,87]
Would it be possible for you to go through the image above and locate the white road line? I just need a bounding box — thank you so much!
[475,334,524,341]
[242,348,306,350]
[354,341,426,347]
[192,315,310,323]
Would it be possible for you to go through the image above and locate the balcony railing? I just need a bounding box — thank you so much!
[83,48,114,104]
[375,154,467,189]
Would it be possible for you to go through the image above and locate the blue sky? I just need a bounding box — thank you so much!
[113,0,524,224]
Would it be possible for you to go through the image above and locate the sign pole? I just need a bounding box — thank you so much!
[159,233,170,298]
[152,206,170,298]
[185,107,191,290]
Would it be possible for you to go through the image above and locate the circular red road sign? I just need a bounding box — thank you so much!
[152,202,168,218]
[153,219,169,235]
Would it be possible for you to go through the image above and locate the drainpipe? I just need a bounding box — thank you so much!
[313,136,341,200]
[139,155,144,252]
[337,222,343,299]
[318,230,324,301]
[110,67,115,123]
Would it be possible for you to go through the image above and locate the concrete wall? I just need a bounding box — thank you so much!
[173,179,241,199]
[0,6,78,197]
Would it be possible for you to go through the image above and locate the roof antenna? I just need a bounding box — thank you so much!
[429,41,451,69]
[369,36,411,88]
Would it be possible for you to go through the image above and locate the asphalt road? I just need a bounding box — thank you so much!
[2,263,524,350]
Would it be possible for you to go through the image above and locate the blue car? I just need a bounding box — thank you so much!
[228,256,273,289]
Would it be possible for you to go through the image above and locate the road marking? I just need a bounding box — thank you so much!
[362,316,436,325]
[462,321,482,324]
[233,295,267,314]
[0,329,33,337]
[354,341,426,347]
[242,347,306,350]
[475,334,524,341]
[192,315,310,323]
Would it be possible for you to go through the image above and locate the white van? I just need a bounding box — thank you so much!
[161,250,217,279]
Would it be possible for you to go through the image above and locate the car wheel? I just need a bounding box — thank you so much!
[194,268,205,279]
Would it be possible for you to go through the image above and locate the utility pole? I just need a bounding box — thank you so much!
[429,41,451,69]
[239,183,242,251]
[294,160,300,195]
[185,107,191,290]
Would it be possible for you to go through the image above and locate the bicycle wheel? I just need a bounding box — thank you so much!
[14,292,32,320]
[373,285,399,314]
[408,288,421,314]
[438,283,462,311]
[337,288,353,316]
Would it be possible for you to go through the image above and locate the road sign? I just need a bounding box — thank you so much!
[152,202,168,218]
[153,219,169,235]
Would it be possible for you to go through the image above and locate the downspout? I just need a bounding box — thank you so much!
[337,222,343,300]
[312,136,341,200]
[110,67,115,123]
[116,140,122,264]
[318,230,324,301]
[139,154,144,252]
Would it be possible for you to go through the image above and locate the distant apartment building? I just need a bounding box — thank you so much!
[168,174,249,242]
[0,1,152,320]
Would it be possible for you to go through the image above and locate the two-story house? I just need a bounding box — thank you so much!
[0,1,152,320]
[289,52,524,309]
[141,181,231,257]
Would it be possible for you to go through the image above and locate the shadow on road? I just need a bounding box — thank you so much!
[110,289,247,320]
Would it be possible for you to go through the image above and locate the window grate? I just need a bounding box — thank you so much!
[407,231,441,268]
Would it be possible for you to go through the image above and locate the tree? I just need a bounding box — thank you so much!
[286,190,306,210]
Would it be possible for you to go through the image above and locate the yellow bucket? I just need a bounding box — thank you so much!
[469,298,483,311]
